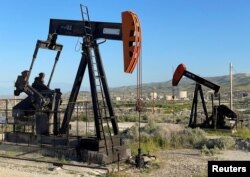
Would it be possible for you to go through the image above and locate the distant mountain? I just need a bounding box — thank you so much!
[2,73,250,99]
[110,73,250,96]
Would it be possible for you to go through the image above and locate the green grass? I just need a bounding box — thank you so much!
[1,150,17,157]
[106,172,128,177]
[204,126,250,139]
[234,127,250,139]
[204,129,232,137]
[128,139,161,155]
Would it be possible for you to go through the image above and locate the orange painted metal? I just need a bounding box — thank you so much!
[122,11,142,73]
[172,64,187,86]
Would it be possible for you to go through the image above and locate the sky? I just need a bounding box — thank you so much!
[1,0,250,95]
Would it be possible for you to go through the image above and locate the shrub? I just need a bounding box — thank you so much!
[119,115,137,122]
[106,172,128,177]
[200,136,235,157]
[142,119,157,134]
[217,136,235,149]
[201,145,220,156]
[71,114,87,121]
[176,118,182,124]
[124,122,210,154]
[125,123,139,140]
[197,136,235,150]
[235,127,250,139]
[170,132,184,148]
[142,114,149,122]
[168,128,207,148]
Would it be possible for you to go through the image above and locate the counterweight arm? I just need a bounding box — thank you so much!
[49,19,122,40]
[172,64,220,93]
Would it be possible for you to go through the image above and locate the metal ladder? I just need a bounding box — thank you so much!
[81,4,113,155]
[91,50,114,155]
[80,4,93,41]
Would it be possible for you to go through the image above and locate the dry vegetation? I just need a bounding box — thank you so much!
[1,120,250,176]
[1,97,250,176]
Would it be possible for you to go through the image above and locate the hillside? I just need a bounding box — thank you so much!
[3,73,249,99]
[110,73,250,96]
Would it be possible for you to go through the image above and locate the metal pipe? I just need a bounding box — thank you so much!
[5,99,8,121]
[230,63,233,110]
[47,51,61,87]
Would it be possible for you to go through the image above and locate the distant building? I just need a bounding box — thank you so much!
[166,95,173,101]
[115,97,121,101]
[179,91,188,100]
[158,95,164,100]
[149,92,157,100]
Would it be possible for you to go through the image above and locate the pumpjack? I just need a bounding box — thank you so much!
[7,5,141,164]
[172,64,237,129]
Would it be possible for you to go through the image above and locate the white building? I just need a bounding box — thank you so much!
[149,92,157,100]
[166,95,173,101]
[115,97,121,101]
[179,91,188,100]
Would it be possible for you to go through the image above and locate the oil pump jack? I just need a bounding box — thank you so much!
[8,5,141,164]
[172,64,237,129]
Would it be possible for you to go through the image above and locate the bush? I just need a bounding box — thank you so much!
[176,118,182,124]
[124,121,208,154]
[124,121,236,157]
[118,115,137,122]
[235,127,250,139]
[107,172,128,177]
[197,136,235,150]
[170,132,184,148]
[142,114,149,122]
[201,145,220,156]
[71,114,87,121]
[125,123,139,140]
[200,136,235,156]
[142,119,157,134]
[187,128,207,146]
[168,128,207,148]
[217,136,235,149]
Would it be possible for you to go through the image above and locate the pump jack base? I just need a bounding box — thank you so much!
[4,132,131,165]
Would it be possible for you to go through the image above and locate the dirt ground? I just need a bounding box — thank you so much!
[0,157,107,177]
[0,122,249,176]
[0,148,250,177]
[147,149,250,177]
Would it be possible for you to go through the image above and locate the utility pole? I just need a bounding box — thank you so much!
[172,66,175,124]
[172,86,175,124]
[230,63,233,110]
[14,80,17,105]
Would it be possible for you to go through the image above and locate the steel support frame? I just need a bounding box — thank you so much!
[189,83,209,128]
[59,40,118,139]
[93,41,118,135]
[59,44,88,135]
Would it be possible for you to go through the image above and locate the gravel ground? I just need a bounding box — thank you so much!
[0,157,106,177]
[124,149,250,177]
[0,148,250,177]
